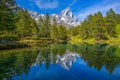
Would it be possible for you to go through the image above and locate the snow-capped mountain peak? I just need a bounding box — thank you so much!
[61,7,73,17]
[58,7,79,26]
[30,7,80,27]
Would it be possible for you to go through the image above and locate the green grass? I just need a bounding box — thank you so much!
[70,36,120,44]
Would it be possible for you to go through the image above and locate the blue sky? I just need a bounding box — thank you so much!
[16,0,120,21]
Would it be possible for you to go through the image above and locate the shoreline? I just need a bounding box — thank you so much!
[0,38,120,50]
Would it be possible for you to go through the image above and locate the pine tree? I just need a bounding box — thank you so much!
[0,0,16,34]
[45,13,51,38]
[79,20,89,39]
[16,10,37,38]
[106,8,117,24]
[51,17,58,40]
[38,13,51,38]
[116,14,120,24]
[16,10,25,37]
[105,9,116,37]
[57,25,67,40]
[94,12,106,40]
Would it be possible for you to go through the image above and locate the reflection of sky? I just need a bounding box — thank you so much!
[112,66,120,77]
[13,57,120,80]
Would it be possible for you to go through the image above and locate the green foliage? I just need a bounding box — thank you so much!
[0,0,16,33]
[105,9,116,37]
[106,8,120,24]
[0,0,37,40]
[51,17,57,39]
[116,24,120,36]
[93,12,106,40]
[57,25,67,41]
[37,13,51,38]
[16,10,37,38]
[38,16,67,42]
[0,43,120,79]
[0,0,120,45]
[73,9,119,41]
[0,49,38,79]
[68,27,79,37]
[51,24,67,42]
[51,26,58,40]
[79,20,90,39]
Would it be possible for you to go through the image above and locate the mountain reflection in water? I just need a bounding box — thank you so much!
[34,50,79,70]
[0,43,120,80]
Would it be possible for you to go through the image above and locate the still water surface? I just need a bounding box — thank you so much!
[0,43,120,80]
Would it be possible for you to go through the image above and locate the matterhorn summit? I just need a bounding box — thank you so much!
[57,7,79,26]
[61,7,73,17]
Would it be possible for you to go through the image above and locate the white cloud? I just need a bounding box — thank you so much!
[69,0,78,7]
[32,0,58,9]
[76,0,120,21]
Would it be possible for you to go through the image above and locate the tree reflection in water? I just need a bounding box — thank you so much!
[0,43,120,79]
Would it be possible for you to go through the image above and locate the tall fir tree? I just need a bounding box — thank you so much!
[38,13,51,38]
[16,10,37,38]
[45,13,51,38]
[79,20,89,39]
[0,0,16,34]
[94,12,106,40]
[57,25,67,40]
[51,17,58,40]
[105,9,116,37]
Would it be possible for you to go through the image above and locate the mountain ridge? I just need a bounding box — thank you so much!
[30,7,80,27]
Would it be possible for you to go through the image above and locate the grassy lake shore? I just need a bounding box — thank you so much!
[70,36,120,45]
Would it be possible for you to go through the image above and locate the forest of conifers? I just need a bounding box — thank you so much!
[0,0,120,48]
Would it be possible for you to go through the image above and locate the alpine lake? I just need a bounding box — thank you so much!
[0,43,120,80]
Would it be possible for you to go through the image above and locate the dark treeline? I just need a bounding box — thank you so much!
[0,0,67,43]
[0,0,37,38]
[0,0,120,45]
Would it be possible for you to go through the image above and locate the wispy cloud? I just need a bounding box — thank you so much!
[76,0,120,21]
[69,0,78,7]
[31,0,58,9]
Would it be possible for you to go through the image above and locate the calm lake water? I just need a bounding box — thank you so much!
[0,43,120,80]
